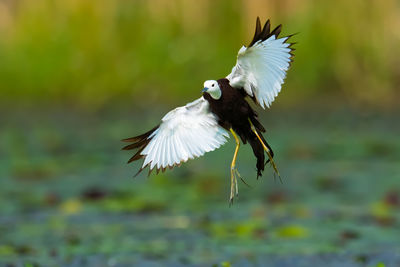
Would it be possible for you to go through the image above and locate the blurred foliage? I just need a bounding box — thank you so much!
[0,0,399,110]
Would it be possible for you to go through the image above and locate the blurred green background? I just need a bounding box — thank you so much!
[1,0,399,109]
[0,0,399,266]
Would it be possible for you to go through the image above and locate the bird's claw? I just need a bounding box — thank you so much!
[229,166,242,204]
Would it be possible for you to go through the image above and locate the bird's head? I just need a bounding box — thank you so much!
[202,80,221,100]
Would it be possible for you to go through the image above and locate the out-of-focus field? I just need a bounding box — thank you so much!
[0,108,399,266]
[0,0,400,266]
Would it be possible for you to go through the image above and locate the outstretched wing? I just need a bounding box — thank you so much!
[227,17,294,109]
[122,97,229,175]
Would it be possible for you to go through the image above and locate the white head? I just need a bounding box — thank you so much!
[202,80,221,100]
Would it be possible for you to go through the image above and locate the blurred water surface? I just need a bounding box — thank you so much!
[0,107,399,266]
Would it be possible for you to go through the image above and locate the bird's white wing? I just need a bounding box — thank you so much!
[227,18,294,109]
[124,97,229,173]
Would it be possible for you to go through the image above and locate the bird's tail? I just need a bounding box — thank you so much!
[248,130,274,178]
[258,131,274,162]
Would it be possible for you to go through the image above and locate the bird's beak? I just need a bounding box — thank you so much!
[202,87,208,93]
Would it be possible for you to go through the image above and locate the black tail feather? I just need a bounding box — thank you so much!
[250,116,266,133]
[247,130,274,178]
[259,132,274,160]
[248,132,265,178]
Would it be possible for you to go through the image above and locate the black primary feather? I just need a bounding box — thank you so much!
[248,17,284,47]
[122,125,159,176]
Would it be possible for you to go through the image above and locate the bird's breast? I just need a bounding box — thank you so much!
[204,90,251,130]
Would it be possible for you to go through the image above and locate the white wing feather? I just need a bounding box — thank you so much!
[227,35,292,109]
[141,97,229,170]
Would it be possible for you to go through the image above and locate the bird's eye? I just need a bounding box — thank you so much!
[212,84,214,87]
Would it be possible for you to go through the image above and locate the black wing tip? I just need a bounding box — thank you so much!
[123,123,184,177]
[121,124,160,143]
[122,124,159,166]
[248,17,262,47]
[133,166,146,177]
[271,24,282,37]
[137,162,181,178]
[248,18,297,48]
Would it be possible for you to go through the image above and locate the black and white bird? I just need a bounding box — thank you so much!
[123,17,294,203]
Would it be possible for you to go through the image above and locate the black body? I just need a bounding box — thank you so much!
[203,78,273,178]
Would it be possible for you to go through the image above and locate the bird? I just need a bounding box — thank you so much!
[122,17,295,203]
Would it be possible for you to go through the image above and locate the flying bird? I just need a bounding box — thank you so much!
[123,17,294,203]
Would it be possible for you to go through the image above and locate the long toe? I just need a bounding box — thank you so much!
[229,170,236,205]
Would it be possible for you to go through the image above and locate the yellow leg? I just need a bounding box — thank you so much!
[229,128,241,204]
[248,119,281,178]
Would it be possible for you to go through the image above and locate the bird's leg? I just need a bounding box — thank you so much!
[248,119,281,179]
[229,128,241,204]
